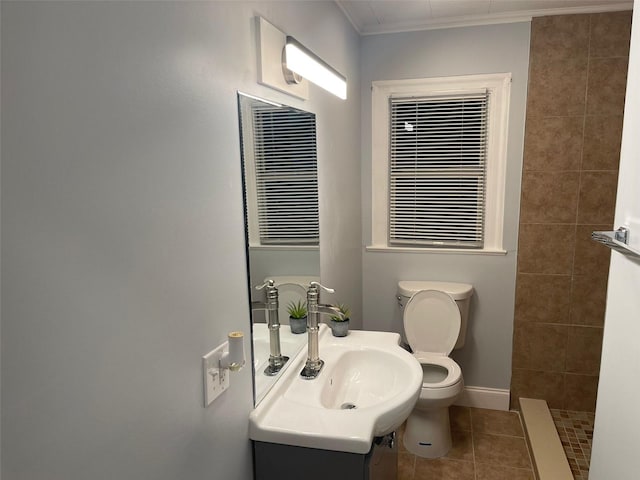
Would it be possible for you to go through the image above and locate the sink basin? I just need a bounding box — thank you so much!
[320,349,411,410]
[249,328,422,454]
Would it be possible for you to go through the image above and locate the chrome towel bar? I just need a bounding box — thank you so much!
[592,227,640,259]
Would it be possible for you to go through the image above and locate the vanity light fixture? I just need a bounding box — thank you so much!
[283,36,347,100]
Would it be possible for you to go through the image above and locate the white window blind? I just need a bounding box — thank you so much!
[388,93,489,248]
[252,105,319,245]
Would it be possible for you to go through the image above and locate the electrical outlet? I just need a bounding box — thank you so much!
[202,342,230,407]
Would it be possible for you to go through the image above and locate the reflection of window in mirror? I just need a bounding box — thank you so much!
[241,100,319,247]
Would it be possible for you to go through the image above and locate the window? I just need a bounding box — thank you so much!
[240,98,319,247]
[371,74,511,253]
[389,94,488,248]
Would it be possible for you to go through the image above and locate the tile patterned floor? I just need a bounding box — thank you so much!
[550,408,595,480]
[398,406,535,480]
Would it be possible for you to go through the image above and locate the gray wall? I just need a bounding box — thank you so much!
[0,1,360,479]
[360,23,530,389]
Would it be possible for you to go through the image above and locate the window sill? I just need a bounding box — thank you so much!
[249,245,319,251]
[365,245,508,256]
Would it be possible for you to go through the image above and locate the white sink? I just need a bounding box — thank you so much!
[249,328,422,454]
[319,349,411,410]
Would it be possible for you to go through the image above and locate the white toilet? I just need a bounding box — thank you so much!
[264,276,320,325]
[397,280,474,459]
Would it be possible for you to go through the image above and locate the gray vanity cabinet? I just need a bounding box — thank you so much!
[253,433,397,480]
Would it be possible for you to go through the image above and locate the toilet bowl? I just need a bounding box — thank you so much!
[398,282,473,459]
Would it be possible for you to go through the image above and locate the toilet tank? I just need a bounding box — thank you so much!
[265,275,320,325]
[397,281,474,349]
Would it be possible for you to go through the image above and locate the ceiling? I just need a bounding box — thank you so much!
[336,0,633,34]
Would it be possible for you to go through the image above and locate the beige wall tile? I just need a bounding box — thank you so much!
[523,116,583,171]
[511,12,625,408]
[527,58,588,117]
[515,273,571,324]
[589,11,632,58]
[565,326,604,375]
[530,15,589,61]
[573,224,612,276]
[564,374,599,411]
[475,463,535,480]
[577,171,618,224]
[414,458,474,480]
[583,115,623,170]
[586,57,629,115]
[513,323,568,371]
[470,408,524,437]
[474,434,531,469]
[570,274,609,327]
[511,369,565,409]
[520,171,579,223]
[518,224,576,274]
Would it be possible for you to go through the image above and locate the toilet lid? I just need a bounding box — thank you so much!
[275,283,307,325]
[403,290,461,355]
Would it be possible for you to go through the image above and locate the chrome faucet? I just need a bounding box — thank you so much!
[300,282,345,380]
[252,280,289,376]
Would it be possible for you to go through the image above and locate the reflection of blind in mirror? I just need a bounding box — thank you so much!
[389,93,488,248]
[252,105,319,245]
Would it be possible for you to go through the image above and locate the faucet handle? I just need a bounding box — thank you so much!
[309,281,335,294]
[256,279,276,291]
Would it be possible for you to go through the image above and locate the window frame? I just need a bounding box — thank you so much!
[370,73,511,254]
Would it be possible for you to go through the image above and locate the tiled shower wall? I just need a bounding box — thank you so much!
[510,12,632,412]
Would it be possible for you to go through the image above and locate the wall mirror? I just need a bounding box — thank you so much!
[237,92,320,405]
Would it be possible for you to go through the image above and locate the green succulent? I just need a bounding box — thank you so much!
[330,304,350,322]
[287,300,307,319]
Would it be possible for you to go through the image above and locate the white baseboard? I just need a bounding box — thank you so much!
[454,386,511,411]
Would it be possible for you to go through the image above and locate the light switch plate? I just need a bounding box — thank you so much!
[202,342,229,407]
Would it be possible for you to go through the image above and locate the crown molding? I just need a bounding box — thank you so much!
[335,1,633,36]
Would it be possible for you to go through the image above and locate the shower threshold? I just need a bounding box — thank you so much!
[519,398,573,480]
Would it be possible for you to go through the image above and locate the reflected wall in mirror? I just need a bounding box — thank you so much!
[237,92,320,405]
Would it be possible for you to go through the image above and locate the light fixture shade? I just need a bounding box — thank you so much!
[284,36,347,100]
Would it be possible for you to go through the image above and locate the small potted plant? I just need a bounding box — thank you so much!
[287,300,308,334]
[329,304,350,337]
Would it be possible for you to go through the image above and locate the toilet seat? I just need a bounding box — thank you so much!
[413,353,462,389]
[403,290,461,356]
